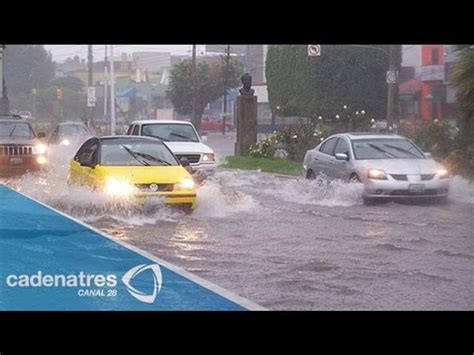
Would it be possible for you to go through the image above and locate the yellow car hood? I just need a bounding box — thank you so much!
[96,165,192,184]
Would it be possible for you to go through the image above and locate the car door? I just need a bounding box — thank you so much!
[332,137,351,180]
[69,138,99,187]
[317,137,338,178]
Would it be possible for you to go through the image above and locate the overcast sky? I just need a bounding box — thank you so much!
[44,45,208,62]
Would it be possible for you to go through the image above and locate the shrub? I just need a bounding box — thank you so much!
[411,119,474,179]
[411,120,456,158]
[249,122,331,161]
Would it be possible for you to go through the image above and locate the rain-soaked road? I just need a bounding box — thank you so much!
[2,133,473,310]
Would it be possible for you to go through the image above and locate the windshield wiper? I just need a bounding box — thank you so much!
[383,144,421,158]
[169,132,197,142]
[132,151,172,166]
[149,134,169,141]
[367,144,396,158]
[8,125,17,137]
[121,145,150,166]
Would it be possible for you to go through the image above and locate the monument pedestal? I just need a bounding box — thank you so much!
[0,98,9,115]
[235,95,257,156]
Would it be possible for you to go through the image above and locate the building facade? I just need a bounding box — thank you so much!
[399,45,458,122]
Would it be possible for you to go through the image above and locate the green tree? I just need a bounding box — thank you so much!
[266,45,401,123]
[4,45,56,96]
[166,56,242,131]
[450,45,474,147]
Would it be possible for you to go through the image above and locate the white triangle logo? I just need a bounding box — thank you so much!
[122,264,163,304]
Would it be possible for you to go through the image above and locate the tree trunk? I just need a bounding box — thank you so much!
[193,108,204,134]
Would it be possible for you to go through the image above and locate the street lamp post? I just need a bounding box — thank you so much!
[110,45,116,136]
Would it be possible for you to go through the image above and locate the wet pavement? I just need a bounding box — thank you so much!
[89,170,474,310]
[2,133,473,310]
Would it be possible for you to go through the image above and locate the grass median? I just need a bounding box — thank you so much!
[222,156,302,176]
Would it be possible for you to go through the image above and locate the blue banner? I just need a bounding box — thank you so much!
[0,185,261,310]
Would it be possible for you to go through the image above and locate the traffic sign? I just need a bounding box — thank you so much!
[87,86,96,107]
[386,70,399,84]
[308,45,321,57]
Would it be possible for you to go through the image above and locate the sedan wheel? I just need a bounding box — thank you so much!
[349,174,361,183]
[306,170,316,180]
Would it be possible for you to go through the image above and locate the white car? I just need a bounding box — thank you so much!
[126,120,216,172]
[303,132,450,203]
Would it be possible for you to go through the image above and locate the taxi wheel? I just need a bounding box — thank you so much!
[179,204,194,214]
[433,196,448,205]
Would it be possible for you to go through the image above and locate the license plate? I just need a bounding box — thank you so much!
[10,157,23,165]
[409,184,425,193]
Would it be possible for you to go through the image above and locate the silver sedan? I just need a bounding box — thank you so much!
[303,133,450,203]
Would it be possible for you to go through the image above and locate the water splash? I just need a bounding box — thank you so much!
[266,176,364,207]
[193,179,259,219]
[449,175,474,204]
[3,144,259,225]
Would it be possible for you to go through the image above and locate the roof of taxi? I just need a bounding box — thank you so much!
[130,120,193,126]
[98,135,164,142]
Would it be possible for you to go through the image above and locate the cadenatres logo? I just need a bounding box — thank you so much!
[122,264,163,304]
[5,263,163,304]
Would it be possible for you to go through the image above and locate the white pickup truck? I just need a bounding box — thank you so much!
[126,120,217,172]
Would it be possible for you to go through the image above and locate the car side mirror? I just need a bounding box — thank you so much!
[201,135,208,143]
[37,132,46,138]
[335,153,349,161]
[80,160,96,168]
[180,157,190,167]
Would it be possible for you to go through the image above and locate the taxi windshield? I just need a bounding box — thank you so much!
[100,141,179,166]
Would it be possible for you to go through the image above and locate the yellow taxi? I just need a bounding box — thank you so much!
[68,136,197,209]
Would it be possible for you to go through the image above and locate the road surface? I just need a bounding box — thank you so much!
[3,132,473,310]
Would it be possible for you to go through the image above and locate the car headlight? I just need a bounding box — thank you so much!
[202,153,215,162]
[105,178,135,196]
[61,139,71,146]
[367,169,388,180]
[437,168,449,179]
[176,177,195,190]
[36,156,47,165]
[33,143,47,155]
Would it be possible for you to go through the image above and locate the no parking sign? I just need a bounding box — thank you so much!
[308,45,321,56]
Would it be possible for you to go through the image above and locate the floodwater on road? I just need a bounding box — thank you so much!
[1,138,473,310]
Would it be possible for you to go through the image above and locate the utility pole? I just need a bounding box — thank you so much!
[386,44,399,133]
[0,44,9,114]
[222,45,231,135]
[88,45,93,88]
[87,45,94,128]
[110,45,116,135]
[103,45,108,121]
[191,44,198,132]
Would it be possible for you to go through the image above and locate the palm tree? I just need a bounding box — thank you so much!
[450,45,474,145]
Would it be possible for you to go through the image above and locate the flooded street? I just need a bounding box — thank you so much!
[2,133,473,310]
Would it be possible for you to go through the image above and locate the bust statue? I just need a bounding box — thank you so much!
[239,73,255,96]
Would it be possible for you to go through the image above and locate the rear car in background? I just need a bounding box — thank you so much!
[48,121,93,147]
[68,136,197,210]
[196,117,234,132]
[126,120,217,174]
[303,132,450,203]
[0,115,48,176]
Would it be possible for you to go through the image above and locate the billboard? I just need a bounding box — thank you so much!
[420,65,445,81]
